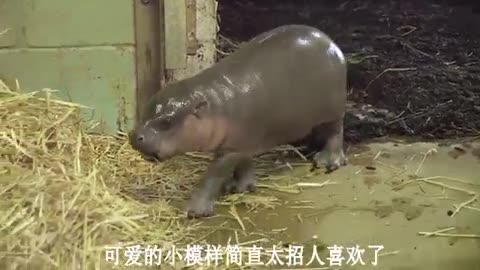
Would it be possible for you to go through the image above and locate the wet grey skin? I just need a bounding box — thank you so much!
[129,24,348,219]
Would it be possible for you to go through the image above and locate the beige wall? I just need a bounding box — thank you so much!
[164,0,218,82]
[0,0,219,134]
[0,0,135,134]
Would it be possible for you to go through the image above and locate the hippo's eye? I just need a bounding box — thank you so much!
[156,118,172,130]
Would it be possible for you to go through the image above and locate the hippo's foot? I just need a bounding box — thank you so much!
[231,157,257,193]
[223,180,256,194]
[186,195,215,219]
[313,150,348,173]
[187,153,255,219]
[311,118,347,173]
[222,173,257,194]
[223,180,237,194]
[237,178,257,193]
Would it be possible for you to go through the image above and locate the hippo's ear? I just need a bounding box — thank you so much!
[192,100,209,118]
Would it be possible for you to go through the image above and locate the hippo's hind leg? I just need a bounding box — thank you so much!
[224,157,256,194]
[186,153,254,219]
[311,117,347,173]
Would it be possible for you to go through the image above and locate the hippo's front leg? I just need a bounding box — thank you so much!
[186,153,253,219]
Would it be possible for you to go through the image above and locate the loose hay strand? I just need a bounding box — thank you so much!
[418,231,480,238]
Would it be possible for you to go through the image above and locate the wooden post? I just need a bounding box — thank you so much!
[133,0,165,123]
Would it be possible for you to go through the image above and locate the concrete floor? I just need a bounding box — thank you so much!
[200,139,480,270]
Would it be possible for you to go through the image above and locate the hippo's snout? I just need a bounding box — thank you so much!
[129,129,145,147]
[133,132,145,143]
[129,127,161,162]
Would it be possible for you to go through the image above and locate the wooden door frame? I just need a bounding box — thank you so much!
[133,0,166,123]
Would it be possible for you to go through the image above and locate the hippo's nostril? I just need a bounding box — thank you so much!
[137,135,144,142]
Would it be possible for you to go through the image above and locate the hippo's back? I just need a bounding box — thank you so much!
[190,25,348,150]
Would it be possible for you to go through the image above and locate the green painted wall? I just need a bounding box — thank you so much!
[0,0,136,134]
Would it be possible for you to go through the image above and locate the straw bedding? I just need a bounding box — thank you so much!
[0,80,215,269]
[0,78,300,269]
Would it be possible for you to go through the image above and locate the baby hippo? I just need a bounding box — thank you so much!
[129,24,348,219]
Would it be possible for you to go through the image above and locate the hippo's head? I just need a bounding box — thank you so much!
[129,85,211,162]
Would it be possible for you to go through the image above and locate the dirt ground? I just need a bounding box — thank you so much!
[201,138,480,270]
[216,0,480,142]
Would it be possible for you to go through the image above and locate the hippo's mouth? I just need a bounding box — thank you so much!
[141,153,165,163]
